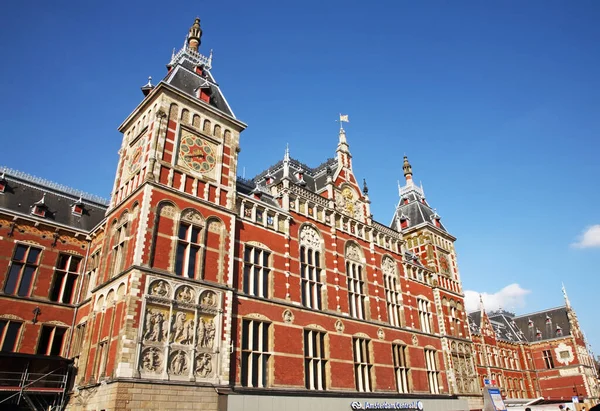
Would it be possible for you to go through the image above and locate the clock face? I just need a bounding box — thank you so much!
[126,137,146,175]
[179,134,217,175]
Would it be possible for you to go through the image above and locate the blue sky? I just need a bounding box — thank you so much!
[1,1,599,351]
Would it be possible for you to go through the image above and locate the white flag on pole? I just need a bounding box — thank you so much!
[339,114,349,123]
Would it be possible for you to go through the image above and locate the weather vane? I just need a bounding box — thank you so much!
[336,113,349,130]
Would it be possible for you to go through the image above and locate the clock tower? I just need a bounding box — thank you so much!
[72,19,247,410]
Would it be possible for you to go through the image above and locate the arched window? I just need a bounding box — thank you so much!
[382,256,402,327]
[346,243,366,320]
[110,212,129,278]
[299,225,323,310]
[175,210,204,278]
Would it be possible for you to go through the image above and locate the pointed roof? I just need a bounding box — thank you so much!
[391,156,448,233]
[163,19,234,118]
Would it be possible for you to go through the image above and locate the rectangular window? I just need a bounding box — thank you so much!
[0,320,22,352]
[425,349,440,394]
[4,244,42,297]
[83,251,101,299]
[384,272,402,327]
[241,319,270,388]
[37,326,67,356]
[353,337,372,392]
[392,344,409,393]
[49,254,82,304]
[347,261,366,319]
[542,350,554,369]
[111,223,127,277]
[70,322,86,358]
[243,246,270,298]
[96,341,108,378]
[418,299,432,333]
[300,246,322,309]
[175,222,201,278]
[304,329,327,390]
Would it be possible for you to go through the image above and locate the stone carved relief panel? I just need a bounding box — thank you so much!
[335,187,364,221]
[346,243,362,262]
[138,277,223,381]
[299,225,321,249]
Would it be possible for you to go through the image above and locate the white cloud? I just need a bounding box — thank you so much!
[571,225,600,248]
[464,283,531,313]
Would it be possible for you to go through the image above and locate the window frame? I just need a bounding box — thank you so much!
[353,337,373,392]
[240,319,270,388]
[243,245,271,298]
[3,243,43,297]
[111,222,128,277]
[36,325,68,356]
[49,253,83,304]
[347,260,366,320]
[304,328,327,390]
[542,349,555,369]
[175,221,203,278]
[300,245,323,309]
[382,257,402,327]
[417,298,433,334]
[0,319,23,352]
[425,348,440,394]
[392,343,409,393]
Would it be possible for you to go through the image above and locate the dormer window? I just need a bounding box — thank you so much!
[31,194,48,218]
[72,197,84,216]
[32,205,46,217]
[400,214,409,229]
[0,173,6,193]
[556,325,563,337]
[545,316,552,325]
[536,329,542,340]
[528,319,534,328]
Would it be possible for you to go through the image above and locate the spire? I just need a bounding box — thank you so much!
[403,155,413,184]
[187,17,202,52]
[562,283,572,309]
[283,144,290,178]
[362,179,369,195]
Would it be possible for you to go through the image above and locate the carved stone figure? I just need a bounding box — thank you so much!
[377,328,385,340]
[150,280,170,297]
[299,225,321,249]
[195,353,213,378]
[335,319,344,333]
[171,312,194,344]
[203,318,216,348]
[176,286,194,303]
[412,334,419,346]
[345,243,361,261]
[143,309,166,342]
[169,350,187,375]
[141,347,162,372]
[382,257,396,278]
[282,309,294,324]
[200,291,216,307]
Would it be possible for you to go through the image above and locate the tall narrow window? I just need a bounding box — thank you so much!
[49,254,82,304]
[425,349,440,394]
[542,350,554,369]
[175,222,202,278]
[382,257,402,327]
[243,246,270,297]
[299,226,323,310]
[111,222,128,277]
[346,244,366,320]
[353,337,372,392]
[304,329,327,390]
[0,320,22,352]
[4,244,42,297]
[241,319,270,387]
[96,341,108,378]
[83,251,100,299]
[418,298,432,333]
[392,344,409,393]
[37,326,67,356]
[71,322,87,359]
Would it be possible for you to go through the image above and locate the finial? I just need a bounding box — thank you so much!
[363,179,369,195]
[208,49,213,65]
[562,283,572,309]
[141,76,155,97]
[171,48,176,60]
[403,155,413,182]
[284,143,290,162]
[187,17,202,52]
[338,127,347,145]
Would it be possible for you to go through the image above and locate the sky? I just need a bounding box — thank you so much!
[1,1,599,351]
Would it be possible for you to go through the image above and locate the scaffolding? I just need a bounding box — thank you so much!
[0,353,72,411]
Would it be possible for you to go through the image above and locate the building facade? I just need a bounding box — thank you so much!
[0,18,596,411]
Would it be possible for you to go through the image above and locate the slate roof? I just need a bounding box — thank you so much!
[251,156,338,194]
[391,186,448,233]
[164,53,234,118]
[0,169,108,232]
[468,307,571,343]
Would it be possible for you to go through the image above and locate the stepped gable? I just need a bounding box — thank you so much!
[0,168,108,232]
[512,306,571,342]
